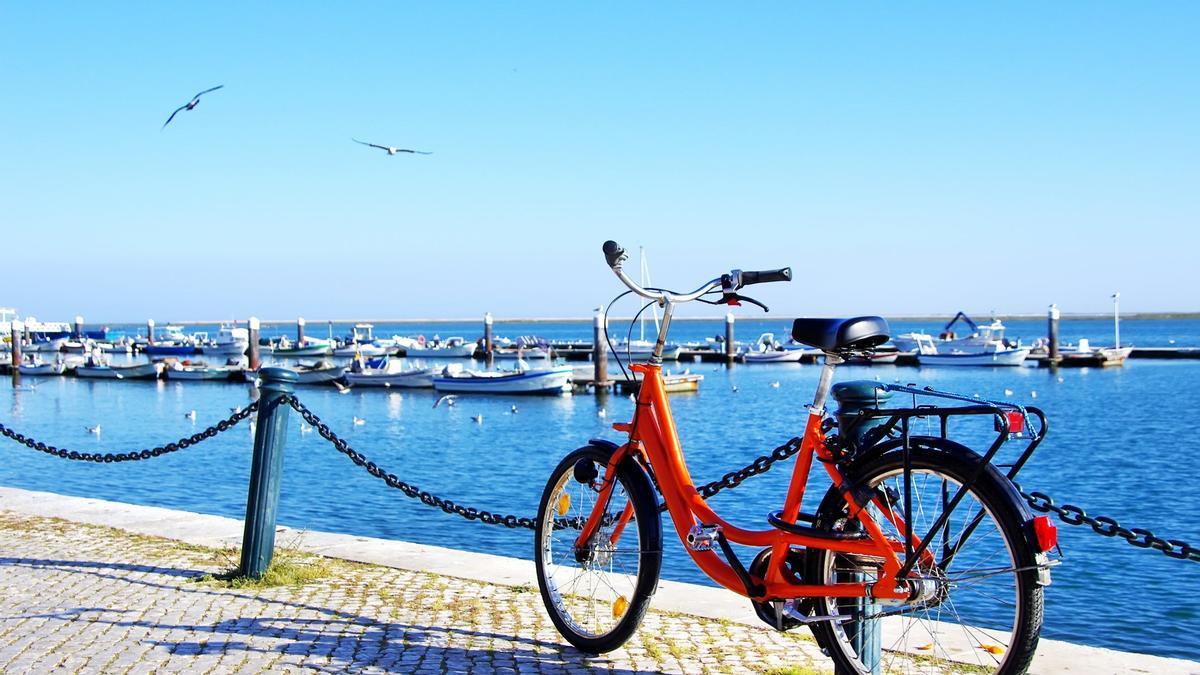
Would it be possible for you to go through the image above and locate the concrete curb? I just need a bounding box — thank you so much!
[1,486,1195,675]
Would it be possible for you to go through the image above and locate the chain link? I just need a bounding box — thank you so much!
[1015,483,1200,562]
[0,403,259,463]
[286,396,538,530]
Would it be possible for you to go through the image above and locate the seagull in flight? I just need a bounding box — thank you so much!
[353,138,432,156]
[163,85,224,129]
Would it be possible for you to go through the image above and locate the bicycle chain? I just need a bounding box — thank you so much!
[0,403,258,463]
[286,396,538,530]
[1015,483,1200,563]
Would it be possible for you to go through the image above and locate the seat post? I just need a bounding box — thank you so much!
[810,352,844,414]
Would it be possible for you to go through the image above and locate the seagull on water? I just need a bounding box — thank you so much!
[162,85,224,129]
[185,410,197,421]
[769,381,780,389]
[299,423,313,434]
[1004,389,1014,397]
[353,138,432,156]
[597,408,607,419]
[334,381,351,394]
[510,405,519,414]
[471,414,483,424]
[433,394,458,409]
[352,416,366,426]
[86,425,101,435]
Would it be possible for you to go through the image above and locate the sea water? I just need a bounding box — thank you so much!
[2,317,1198,660]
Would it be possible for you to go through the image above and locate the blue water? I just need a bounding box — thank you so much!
[3,317,1200,661]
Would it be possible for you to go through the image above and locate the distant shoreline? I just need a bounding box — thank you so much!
[107,312,1200,326]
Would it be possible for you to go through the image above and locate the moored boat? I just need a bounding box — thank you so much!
[403,336,477,358]
[270,336,334,358]
[432,364,572,394]
[17,355,67,376]
[344,356,435,388]
[913,334,1031,367]
[166,360,239,380]
[741,333,806,363]
[75,359,163,380]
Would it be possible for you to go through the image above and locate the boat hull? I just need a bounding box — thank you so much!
[199,343,248,356]
[432,367,572,394]
[75,362,163,379]
[17,363,66,376]
[917,348,1031,367]
[743,350,806,363]
[272,345,334,358]
[344,369,435,388]
[144,344,198,357]
[167,368,237,381]
[403,345,477,358]
[295,366,348,384]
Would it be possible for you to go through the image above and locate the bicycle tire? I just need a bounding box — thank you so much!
[805,438,1044,675]
[535,444,663,654]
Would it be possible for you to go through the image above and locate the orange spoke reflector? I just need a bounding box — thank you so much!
[916,644,933,651]
[556,493,571,517]
[612,595,629,619]
[981,644,1006,654]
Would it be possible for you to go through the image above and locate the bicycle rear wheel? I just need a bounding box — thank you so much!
[534,445,662,654]
[805,439,1044,675]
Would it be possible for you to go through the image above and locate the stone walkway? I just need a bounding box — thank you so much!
[0,511,830,674]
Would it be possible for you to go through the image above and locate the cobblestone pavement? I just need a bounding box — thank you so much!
[0,512,832,674]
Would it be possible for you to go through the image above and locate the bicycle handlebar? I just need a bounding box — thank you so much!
[602,240,790,306]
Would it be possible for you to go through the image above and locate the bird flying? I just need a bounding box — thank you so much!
[353,138,432,155]
[163,85,224,129]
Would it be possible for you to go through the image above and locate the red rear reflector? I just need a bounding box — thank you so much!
[996,410,1025,435]
[1032,515,1058,552]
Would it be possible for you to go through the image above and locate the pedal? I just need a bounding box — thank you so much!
[686,524,721,551]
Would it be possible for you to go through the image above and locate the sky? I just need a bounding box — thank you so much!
[1,3,1197,322]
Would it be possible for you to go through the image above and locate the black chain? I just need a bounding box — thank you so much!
[286,396,538,530]
[0,403,259,463]
[1015,483,1200,563]
[661,436,804,511]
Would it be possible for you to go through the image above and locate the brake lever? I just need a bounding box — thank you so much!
[722,292,769,312]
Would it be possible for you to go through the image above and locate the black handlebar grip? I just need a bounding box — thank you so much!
[741,267,792,286]
[603,240,625,268]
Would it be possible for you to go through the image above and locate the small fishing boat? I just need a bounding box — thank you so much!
[610,339,683,362]
[17,355,67,376]
[294,360,347,384]
[432,364,573,395]
[913,334,1031,367]
[270,336,334,358]
[166,360,238,381]
[403,336,478,358]
[344,356,435,388]
[198,323,250,356]
[75,357,163,380]
[741,333,806,363]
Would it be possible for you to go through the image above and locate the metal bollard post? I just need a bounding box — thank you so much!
[240,367,298,578]
[147,319,156,346]
[296,316,305,344]
[10,320,23,386]
[1047,304,1060,364]
[247,317,261,371]
[724,312,735,365]
[593,309,609,390]
[74,315,84,340]
[483,312,493,365]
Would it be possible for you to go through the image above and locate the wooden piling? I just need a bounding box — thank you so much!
[724,312,735,364]
[10,320,22,385]
[1047,304,1060,363]
[146,319,155,346]
[296,317,306,344]
[593,309,609,389]
[248,317,261,371]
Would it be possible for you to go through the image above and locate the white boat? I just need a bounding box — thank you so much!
[432,364,573,394]
[166,361,239,380]
[893,314,1017,354]
[403,336,478,358]
[17,355,67,376]
[610,339,684,362]
[741,333,806,363]
[913,334,1031,366]
[344,357,435,388]
[294,360,347,384]
[198,323,250,356]
[493,346,551,360]
[75,359,164,380]
[333,324,396,357]
[270,336,334,358]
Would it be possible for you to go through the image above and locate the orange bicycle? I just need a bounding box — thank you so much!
[534,241,1059,674]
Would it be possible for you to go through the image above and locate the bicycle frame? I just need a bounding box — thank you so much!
[576,357,921,603]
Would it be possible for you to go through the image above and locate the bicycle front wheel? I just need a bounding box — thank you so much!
[534,445,662,654]
[805,439,1044,675]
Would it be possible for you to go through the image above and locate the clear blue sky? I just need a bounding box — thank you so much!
[2,3,1196,322]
